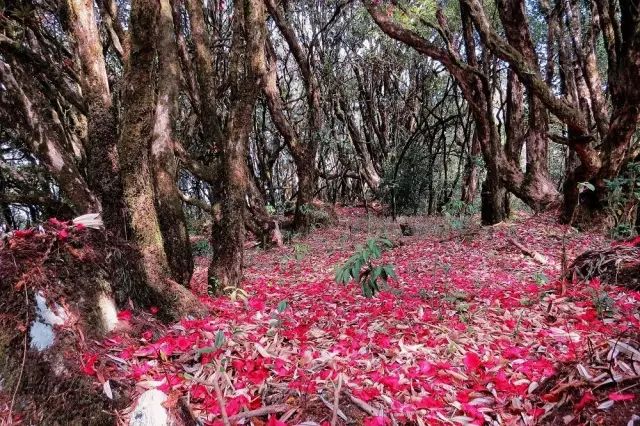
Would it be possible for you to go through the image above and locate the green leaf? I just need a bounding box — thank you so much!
[215,330,225,349]
[351,259,362,280]
[383,265,397,280]
[379,237,393,248]
[370,242,381,259]
[578,181,595,192]
[277,300,288,313]
[362,281,373,297]
[196,346,217,354]
[370,266,383,283]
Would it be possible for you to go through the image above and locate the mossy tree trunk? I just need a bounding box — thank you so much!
[118,0,203,318]
[208,0,267,293]
[66,0,126,233]
[151,0,194,287]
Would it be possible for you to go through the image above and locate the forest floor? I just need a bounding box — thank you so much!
[53,209,640,424]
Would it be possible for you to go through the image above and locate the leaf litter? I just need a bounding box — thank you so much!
[81,209,640,425]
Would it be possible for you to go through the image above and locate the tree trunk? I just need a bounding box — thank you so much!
[151,0,194,287]
[461,131,480,206]
[66,0,126,233]
[184,0,224,149]
[481,170,509,225]
[208,0,267,292]
[335,94,381,192]
[460,3,510,223]
[264,0,322,232]
[119,0,202,318]
[293,151,318,232]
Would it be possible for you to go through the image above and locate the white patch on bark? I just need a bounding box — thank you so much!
[29,322,56,351]
[151,98,171,157]
[35,292,67,325]
[48,145,65,171]
[30,292,68,351]
[130,389,168,426]
[97,292,118,332]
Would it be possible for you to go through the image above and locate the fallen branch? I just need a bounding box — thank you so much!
[507,237,548,264]
[212,372,230,426]
[331,374,343,426]
[592,375,640,391]
[318,393,348,423]
[345,390,382,417]
[227,404,292,422]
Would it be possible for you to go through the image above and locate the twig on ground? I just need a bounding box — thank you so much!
[227,404,292,422]
[9,285,29,422]
[318,386,349,425]
[508,237,548,264]
[593,375,640,391]
[212,372,230,426]
[332,373,343,426]
[345,390,382,417]
[319,394,348,423]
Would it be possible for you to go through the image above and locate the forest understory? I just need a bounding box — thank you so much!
[1,0,640,422]
[2,207,639,426]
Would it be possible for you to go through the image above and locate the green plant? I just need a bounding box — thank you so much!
[207,276,221,296]
[267,300,289,335]
[443,199,466,217]
[196,330,226,355]
[293,243,310,261]
[191,239,212,256]
[280,242,310,270]
[335,237,397,297]
[604,162,640,239]
[442,199,477,230]
[533,272,549,286]
[592,291,616,318]
[299,203,332,229]
[611,223,633,239]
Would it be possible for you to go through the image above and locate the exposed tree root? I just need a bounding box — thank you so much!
[565,241,640,289]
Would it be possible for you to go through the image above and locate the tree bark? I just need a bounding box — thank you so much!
[151,0,194,287]
[460,3,510,223]
[119,0,202,318]
[208,0,267,292]
[335,93,381,192]
[0,62,99,214]
[184,0,224,149]
[460,130,480,206]
[481,171,509,225]
[66,0,126,233]
[264,0,323,231]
